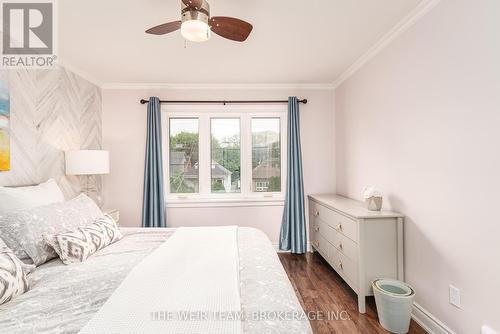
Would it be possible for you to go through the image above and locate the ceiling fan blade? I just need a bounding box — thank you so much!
[209,16,253,42]
[145,21,182,35]
[182,0,204,9]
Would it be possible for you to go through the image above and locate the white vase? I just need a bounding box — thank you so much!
[366,196,383,211]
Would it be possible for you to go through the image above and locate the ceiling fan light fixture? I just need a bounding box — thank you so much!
[145,0,253,43]
[181,19,211,42]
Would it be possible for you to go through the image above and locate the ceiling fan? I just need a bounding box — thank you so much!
[145,0,253,43]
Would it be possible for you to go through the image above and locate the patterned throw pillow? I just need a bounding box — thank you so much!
[0,238,30,305]
[45,215,122,265]
[0,194,103,266]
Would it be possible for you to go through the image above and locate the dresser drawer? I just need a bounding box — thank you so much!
[313,233,331,261]
[317,218,338,245]
[309,201,319,234]
[309,200,321,223]
[309,200,318,217]
[311,223,319,250]
[336,231,358,262]
[311,216,319,244]
[314,202,358,243]
[336,213,358,243]
[330,248,358,288]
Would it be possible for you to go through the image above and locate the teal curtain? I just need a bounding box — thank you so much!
[142,97,166,228]
[279,97,307,254]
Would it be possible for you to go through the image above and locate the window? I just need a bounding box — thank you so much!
[164,106,286,201]
[211,118,241,193]
[169,118,199,193]
[252,118,281,193]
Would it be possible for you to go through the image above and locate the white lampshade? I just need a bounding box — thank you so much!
[65,150,110,175]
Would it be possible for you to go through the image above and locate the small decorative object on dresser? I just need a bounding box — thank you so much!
[104,209,120,225]
[309,194,404,313]
[363,187,383,211]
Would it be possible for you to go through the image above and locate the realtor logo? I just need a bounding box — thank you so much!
[1,0,57,68]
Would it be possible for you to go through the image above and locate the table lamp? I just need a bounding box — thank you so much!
[65,150,109,206]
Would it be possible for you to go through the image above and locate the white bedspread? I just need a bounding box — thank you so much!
[0,227,312,334]
[80,226,242,334]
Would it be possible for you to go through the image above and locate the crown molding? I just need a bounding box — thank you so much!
[100,82,335,90]
[332,0,442,89]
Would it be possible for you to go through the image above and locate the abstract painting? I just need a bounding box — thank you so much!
[0,80,10,171]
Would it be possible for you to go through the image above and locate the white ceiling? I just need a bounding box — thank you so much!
[59,0,422,85]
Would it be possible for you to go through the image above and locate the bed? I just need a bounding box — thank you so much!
[0,227,313,334]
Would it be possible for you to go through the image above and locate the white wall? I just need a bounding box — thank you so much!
[335,0,500,332]
[102,88,335,246]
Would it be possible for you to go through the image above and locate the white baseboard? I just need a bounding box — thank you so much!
[412,302,456,334]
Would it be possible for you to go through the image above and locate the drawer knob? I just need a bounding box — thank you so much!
[314,210,319,217]
[316,241,320,247]
[314,226,319,232]
[338,261,343,270]
[337,223,343,231]
[339,243,343,250]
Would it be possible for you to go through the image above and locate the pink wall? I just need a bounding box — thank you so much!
[335,0,500,332]
[102,88,335,246]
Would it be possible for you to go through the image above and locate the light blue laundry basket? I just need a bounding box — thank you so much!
[372,279,415,334]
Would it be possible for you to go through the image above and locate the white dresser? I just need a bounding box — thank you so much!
[309,194,404,313]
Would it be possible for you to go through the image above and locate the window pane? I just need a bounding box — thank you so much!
[211,118,241,193]
[252,118,281,192]
[169,118,199,193]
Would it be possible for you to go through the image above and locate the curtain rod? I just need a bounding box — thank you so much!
[139,99,308,105]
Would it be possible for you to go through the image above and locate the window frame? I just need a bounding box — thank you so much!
[162,104,287,206]
[210,117,242,194]
[167,117,200,194]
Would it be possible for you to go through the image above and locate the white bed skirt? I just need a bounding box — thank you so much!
[80,226,242,334]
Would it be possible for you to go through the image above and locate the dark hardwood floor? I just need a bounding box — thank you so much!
[279,252,427,334]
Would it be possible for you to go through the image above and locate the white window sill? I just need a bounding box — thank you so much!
[166,196,285,208]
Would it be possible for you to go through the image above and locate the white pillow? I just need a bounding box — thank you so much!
[0,194,103,266]
[0,179,65,213]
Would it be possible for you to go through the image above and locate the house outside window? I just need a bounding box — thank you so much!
[255,181,270,192]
